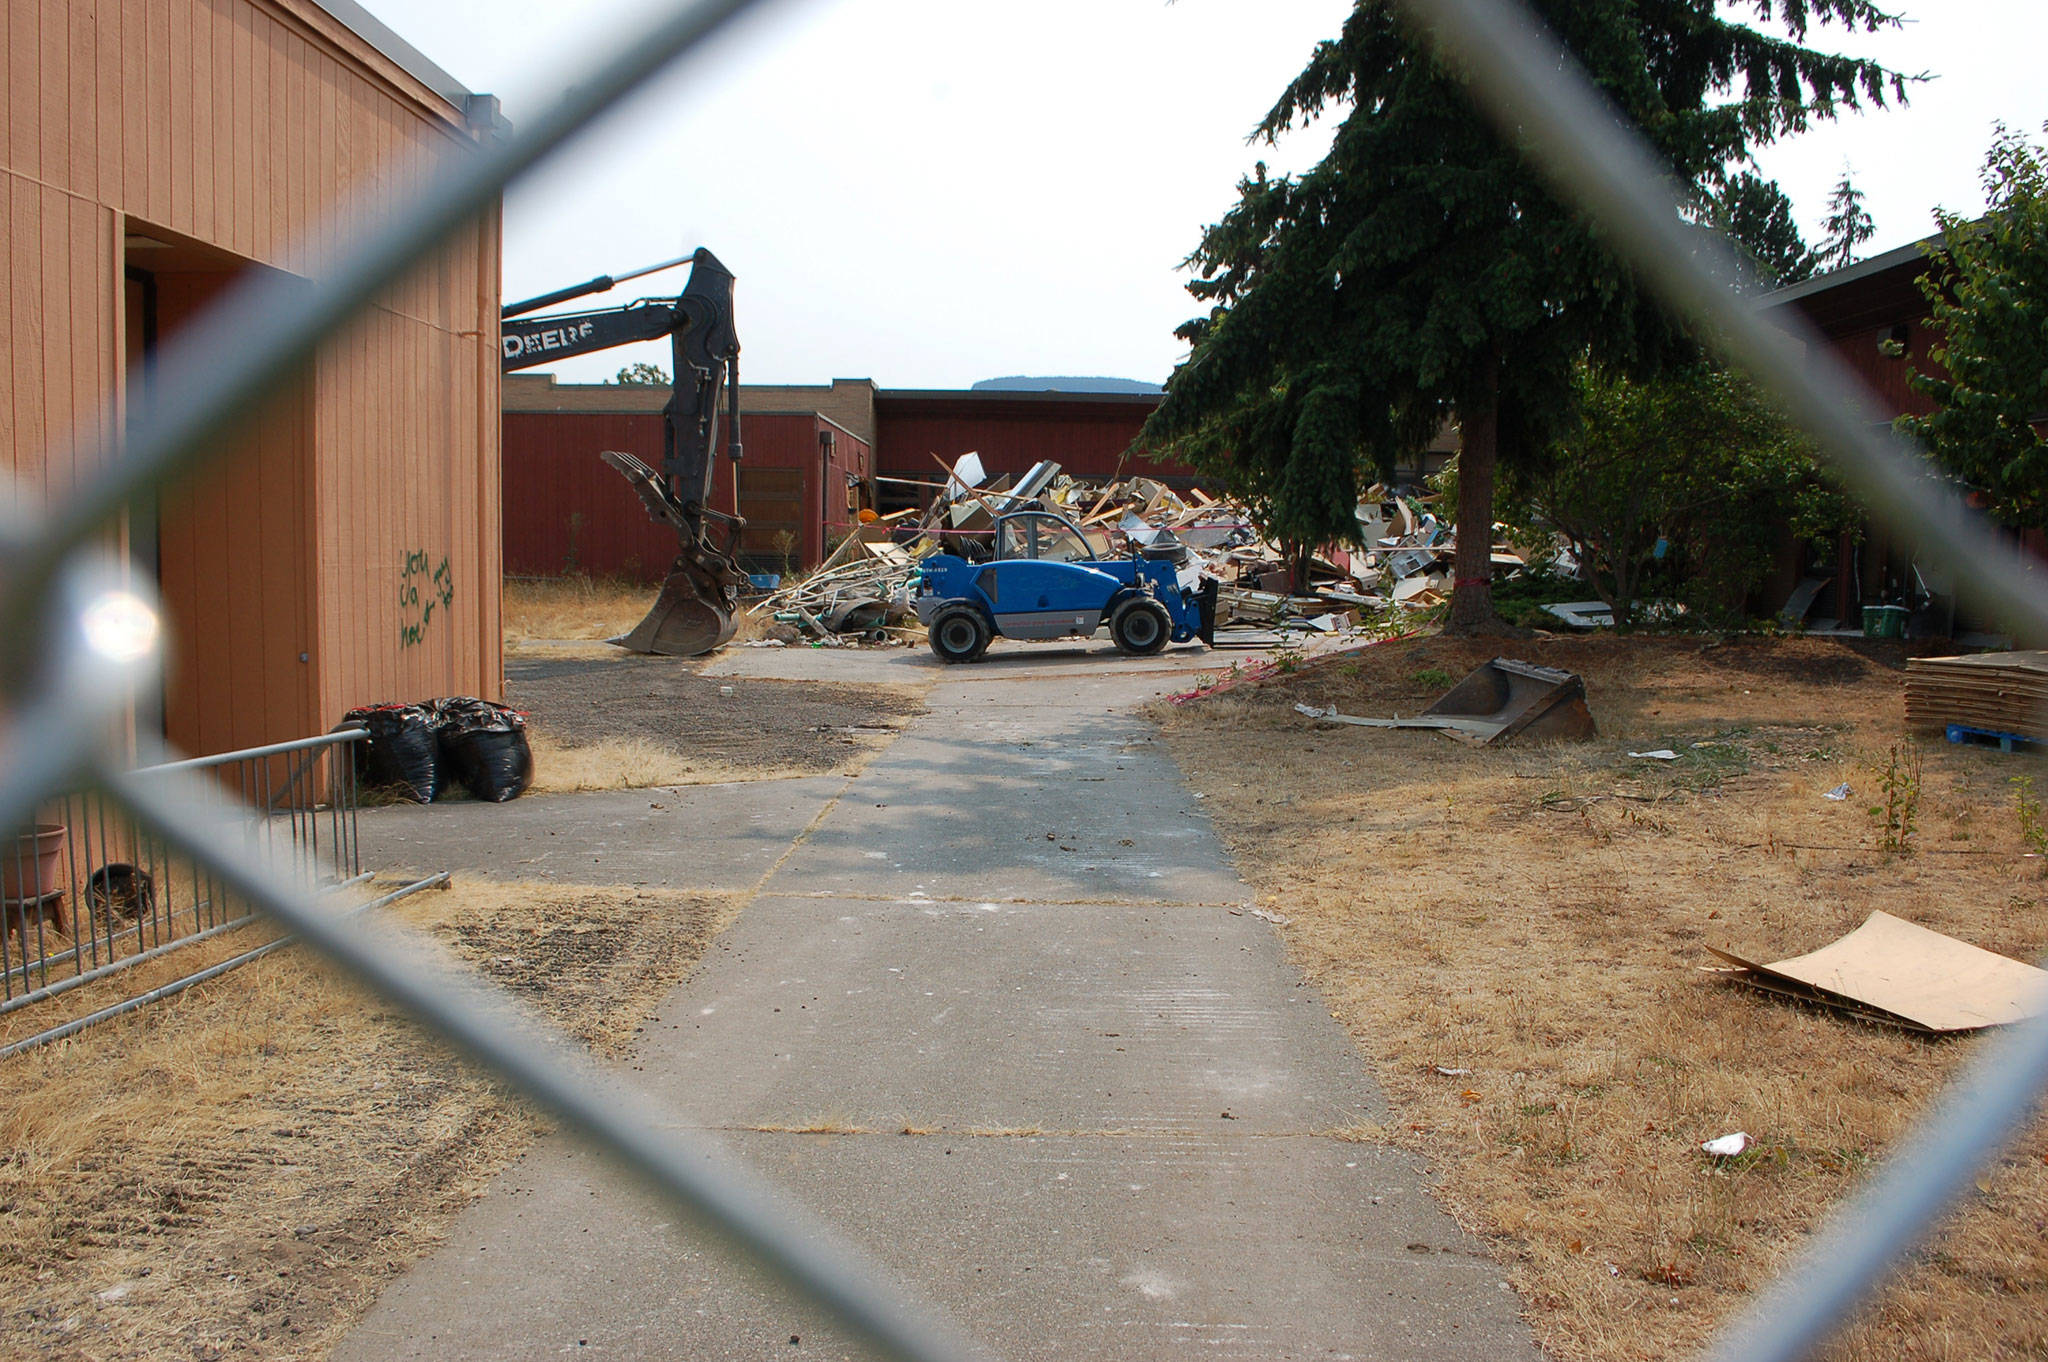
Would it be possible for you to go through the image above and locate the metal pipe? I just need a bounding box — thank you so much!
[0,913,259,1015]
[142,728,365,774]
[501,251,700,319]
[0,870,372,1012]
[0,872,445,1059]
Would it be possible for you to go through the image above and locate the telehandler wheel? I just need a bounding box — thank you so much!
[1109,596,1171,656]
[929,606,992,664]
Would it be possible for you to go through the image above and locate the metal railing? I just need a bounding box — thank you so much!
[0,0,2040,1358]
[1,729,364,1010]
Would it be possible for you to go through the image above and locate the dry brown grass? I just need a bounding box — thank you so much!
[0,876,738,1360]
[503,574,787,654]
[502,574,656,645]
[524,730,703,792]
[1157,632,2048,1362]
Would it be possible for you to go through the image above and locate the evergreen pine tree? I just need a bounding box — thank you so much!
[1712,172,1822,289]
[1818,172,1880,271]
[1143,1,1908,631]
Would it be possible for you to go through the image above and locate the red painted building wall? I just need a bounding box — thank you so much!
[1816,322,1941,420]
[872,392,1193,506]
[502,411,872,582]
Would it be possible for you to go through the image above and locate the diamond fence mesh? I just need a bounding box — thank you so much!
[3,1,2041,1359]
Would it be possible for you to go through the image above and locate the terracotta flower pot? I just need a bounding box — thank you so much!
[3,824,68,902]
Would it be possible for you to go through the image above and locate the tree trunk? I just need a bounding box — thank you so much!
[1447,365,1502,635]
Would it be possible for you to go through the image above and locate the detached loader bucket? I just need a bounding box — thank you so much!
[613,558,737,656]
[1420,658,1596,745]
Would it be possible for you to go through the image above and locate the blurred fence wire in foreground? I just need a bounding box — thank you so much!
[2,0,2043,1358]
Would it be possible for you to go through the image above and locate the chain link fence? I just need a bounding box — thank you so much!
[3,0,2042,1358]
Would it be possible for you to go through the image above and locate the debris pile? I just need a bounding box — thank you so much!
[750,451,1539,644]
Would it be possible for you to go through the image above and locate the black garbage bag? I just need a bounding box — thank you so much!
[433,697,533,803]
[342,703,445,803]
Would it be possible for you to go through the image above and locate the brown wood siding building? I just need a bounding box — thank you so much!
[1,0,503,757]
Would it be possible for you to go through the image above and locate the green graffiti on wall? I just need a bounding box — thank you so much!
[399,549,455,648]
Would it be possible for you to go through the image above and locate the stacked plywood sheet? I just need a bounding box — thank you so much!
[1904,651,2048,738]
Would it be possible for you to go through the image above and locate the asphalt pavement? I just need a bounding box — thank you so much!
[338,642,1537,1362]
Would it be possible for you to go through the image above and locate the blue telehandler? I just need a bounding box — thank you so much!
[910,510,1217,664]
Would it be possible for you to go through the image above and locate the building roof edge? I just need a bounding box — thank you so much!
[1756,236,1939,310]
[308,0,473,111]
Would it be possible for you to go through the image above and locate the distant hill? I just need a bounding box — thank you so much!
[971,375,1164,395]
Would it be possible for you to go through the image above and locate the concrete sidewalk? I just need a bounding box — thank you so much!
[338,652,1536,1361]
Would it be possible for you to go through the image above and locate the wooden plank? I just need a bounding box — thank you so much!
[38,0,67,193]
[255,378,308,744]
[68,196,104,487]
[9,0,39,182]
[93,0,120,207]
[353,313,374,702]
[165,0,189,230]
[231,0,252,256]
[143,0,169,224]
[4,185,39,500]
[0,176,14,475]
[0,5,11,187]
[207,0,230,241]
[299,345,327,729]
[257,5,280,264]
[120,0,146,210]
[40,186,71,499]
[182,0,204,236]
[316,52,337,265]
[475,211,502,697]
[283,30,305,273]
[67,1,95,199]
[218,386,267,750]
[309,345,337,719]
[155,468,199,747]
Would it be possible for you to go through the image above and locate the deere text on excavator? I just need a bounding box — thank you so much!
[501,248,747,656]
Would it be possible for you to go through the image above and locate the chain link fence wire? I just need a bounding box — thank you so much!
[1,0,2041,1357]
[1382,3,2048,1359]
[0,0,985,1356]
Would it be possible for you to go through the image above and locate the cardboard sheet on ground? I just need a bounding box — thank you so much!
[1707,911,2048,1032]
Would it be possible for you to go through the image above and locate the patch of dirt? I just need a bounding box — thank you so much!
[508,653,926,784]
[0,877,737,1360]
[1156,630,2048,1362]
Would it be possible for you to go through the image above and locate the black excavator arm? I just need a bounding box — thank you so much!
[501,248,748,656]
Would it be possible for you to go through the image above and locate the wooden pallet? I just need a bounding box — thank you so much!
[1944,723,2039,753]
[1906,652,2048,738]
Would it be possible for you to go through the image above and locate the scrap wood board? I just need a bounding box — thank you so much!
[1906,651,2048,738]
[1707,910,2048,1032]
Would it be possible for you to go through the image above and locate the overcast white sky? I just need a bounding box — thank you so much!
[358,0,2048,389]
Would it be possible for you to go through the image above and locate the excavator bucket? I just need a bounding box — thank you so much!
[613,563,737,656]
[1419,658,1596,744]
[598,449,743,657]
